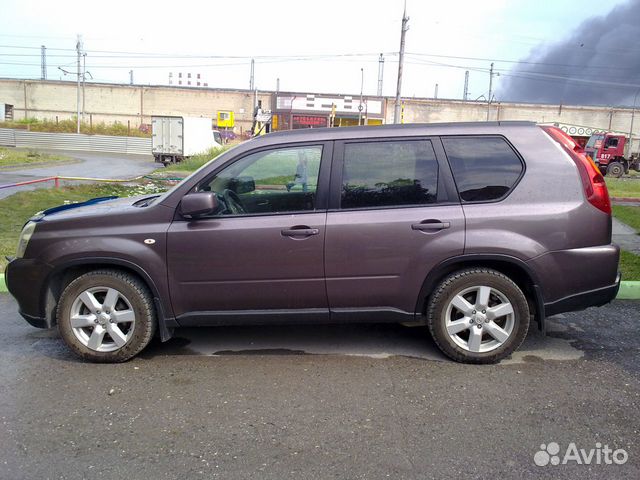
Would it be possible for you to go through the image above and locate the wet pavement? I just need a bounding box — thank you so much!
[0,149,157,199]
[0,293,638,479]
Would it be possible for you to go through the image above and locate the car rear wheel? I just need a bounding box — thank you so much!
[57,270,156,363]
[426,268,529,364]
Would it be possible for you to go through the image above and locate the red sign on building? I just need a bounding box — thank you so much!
[292,115,328,129]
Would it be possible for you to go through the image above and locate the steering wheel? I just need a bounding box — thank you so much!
[222,189,246,214]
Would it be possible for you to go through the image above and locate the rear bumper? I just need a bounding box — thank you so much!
[5,257,53,328]
[527,243,619,299]
[544,272,621,317]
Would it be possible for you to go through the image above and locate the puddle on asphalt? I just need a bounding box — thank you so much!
[141,318,584,365]
[21,309,584,364]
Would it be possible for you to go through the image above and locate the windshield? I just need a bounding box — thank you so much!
[586,134,604,148]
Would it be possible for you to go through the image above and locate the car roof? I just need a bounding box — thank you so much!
[250,121,536,145]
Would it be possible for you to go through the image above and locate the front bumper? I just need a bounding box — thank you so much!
[5,257,54,328]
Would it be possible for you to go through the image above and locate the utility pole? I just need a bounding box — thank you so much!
[82,53,87,120]
[393,2,409,124]
[434,83,438,99]
[359,67,364,125]
[486,62,494,121]
[377,53,384,97]
[249,58,255,91]
[76,35,82,134]
[276,77,280,93]
[40,45,46,80]
[463,70,469,100]
[628,88,640,156]
[129,70,134,85]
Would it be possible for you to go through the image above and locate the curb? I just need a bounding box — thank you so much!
[617,281,640,300]
[2,274,639,299]
[611,197,640,202]
[611,197,640,207]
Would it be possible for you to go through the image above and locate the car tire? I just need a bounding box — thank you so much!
[426,268,529,364]
[606,161,624,178]
[57,269,156,363]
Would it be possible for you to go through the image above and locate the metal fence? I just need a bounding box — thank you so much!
[0,128,151,155]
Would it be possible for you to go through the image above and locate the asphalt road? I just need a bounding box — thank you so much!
[0,149,157,199]
[0,293,638,480]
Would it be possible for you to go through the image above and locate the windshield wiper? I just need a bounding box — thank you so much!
[133,195,160,208]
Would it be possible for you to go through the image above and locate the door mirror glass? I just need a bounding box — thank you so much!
[180,192,219,218]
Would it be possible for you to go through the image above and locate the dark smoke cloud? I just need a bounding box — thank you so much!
[497,0,640,106]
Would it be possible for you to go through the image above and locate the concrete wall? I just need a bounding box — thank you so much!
[387,98,638,138]
[1,78,639,139]
[0,79,271,133]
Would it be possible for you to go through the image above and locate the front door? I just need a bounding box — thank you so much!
[167,143,332,324]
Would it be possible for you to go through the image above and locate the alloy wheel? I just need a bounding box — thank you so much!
[69,286,136,352]
[443,285,515,353]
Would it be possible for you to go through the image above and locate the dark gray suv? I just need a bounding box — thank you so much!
[5,122,620,363]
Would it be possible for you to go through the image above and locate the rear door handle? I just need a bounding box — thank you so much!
[411,220,451,231]
[281,226,320,237]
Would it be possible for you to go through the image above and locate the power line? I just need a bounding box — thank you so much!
[405,52,636,70]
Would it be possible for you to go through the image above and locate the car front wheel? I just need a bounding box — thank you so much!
[57,270,156,362]
[426,268,530,364]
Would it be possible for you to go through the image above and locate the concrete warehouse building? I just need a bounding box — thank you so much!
[1,78,639,146]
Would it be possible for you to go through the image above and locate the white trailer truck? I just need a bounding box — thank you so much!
[152,116,223,165]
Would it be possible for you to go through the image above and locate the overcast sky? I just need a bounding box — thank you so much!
[0,0,632,103]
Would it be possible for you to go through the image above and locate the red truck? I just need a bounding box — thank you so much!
[584,132,640,177]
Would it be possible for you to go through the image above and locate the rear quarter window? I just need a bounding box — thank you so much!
[442,136,524,202]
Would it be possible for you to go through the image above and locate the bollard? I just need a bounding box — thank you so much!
[54,177,60,188]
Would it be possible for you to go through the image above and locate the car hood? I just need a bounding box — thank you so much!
[32,195,154,222]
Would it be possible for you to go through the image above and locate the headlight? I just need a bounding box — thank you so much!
[16,221,36,258]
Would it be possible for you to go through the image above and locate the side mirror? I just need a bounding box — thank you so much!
[180,192,219,218]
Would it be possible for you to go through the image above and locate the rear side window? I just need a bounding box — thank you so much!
[442,137,523,202]
[341,140,438,209]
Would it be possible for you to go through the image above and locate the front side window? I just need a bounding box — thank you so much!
[341,140,438,209]
[442,136,523,202]
[197,145,322,215]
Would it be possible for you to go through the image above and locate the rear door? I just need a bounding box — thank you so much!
[324,137,465,320]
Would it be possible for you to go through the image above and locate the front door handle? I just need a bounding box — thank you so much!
[411,220,451,232]
[281,226,320,237]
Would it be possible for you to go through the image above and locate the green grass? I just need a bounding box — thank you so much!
[612,205,640,280]
[606,176,640,198]
[162,146,230,173]
[612,205,640,232]
[0,118,151,138]
[0,147,71,168]
[0,183,165,269]
[620,250,640,281]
